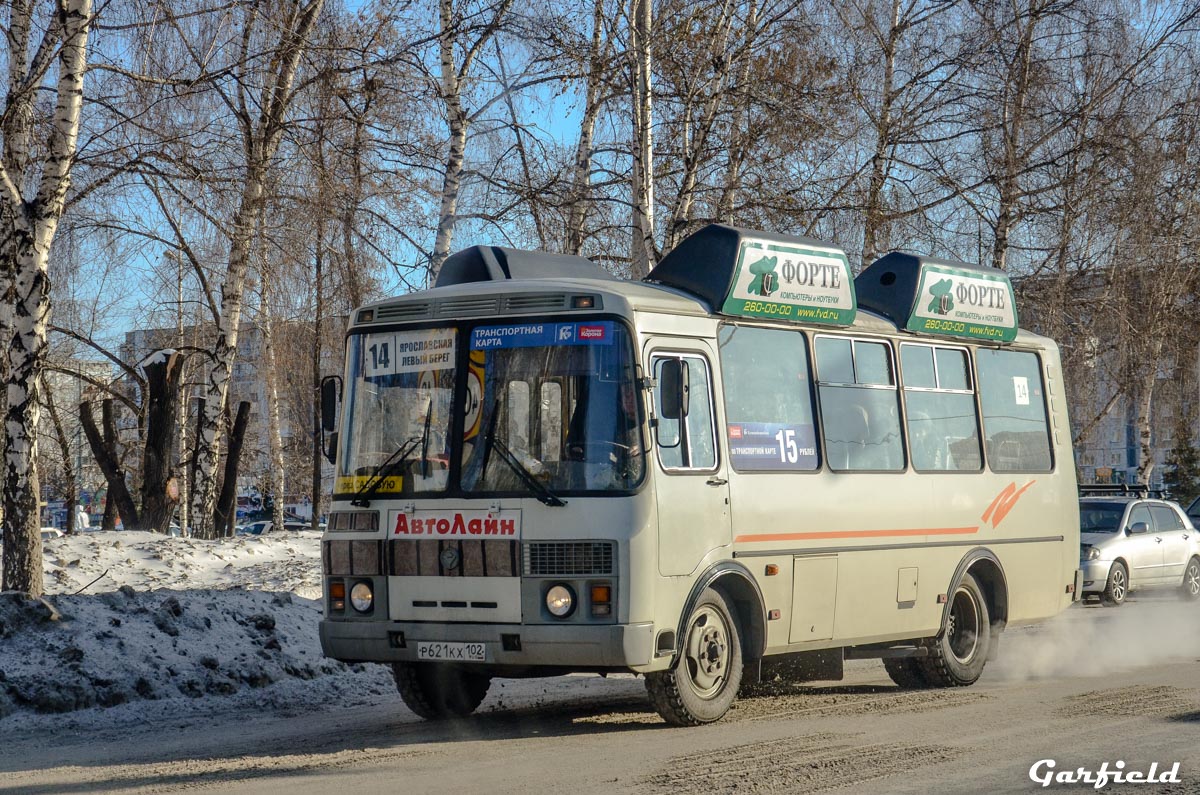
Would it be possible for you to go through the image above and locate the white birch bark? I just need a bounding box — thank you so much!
[565,0,609,256]
[260,278,287,533]
[0,0,93,596]
[428,0,516,281]
[629,0,655,277]
[190,0,326,537]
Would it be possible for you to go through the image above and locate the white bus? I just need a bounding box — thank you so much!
[318,224,1080,725]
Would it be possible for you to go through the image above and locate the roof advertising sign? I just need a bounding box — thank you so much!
[906,264,1018,342]
[720,238,856,326]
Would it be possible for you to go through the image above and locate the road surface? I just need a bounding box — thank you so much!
[2,595,1197,794]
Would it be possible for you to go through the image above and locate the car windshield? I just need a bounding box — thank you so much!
[1188,496,1200,521]
[339,327,457,495]
[461,321,645,494]
[1080,502,1126,533]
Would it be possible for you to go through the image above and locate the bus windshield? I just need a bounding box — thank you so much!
[461,320,644,494]
[340,327,457,494]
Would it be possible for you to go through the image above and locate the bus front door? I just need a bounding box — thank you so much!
[649,347,731,576]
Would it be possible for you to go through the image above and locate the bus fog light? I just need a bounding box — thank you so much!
[546,584,575,617]
[350,582,374,612]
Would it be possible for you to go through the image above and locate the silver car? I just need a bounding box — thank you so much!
[1079,495,1200,606]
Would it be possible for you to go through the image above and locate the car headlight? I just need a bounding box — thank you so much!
[350,581,374,612]
[545,584,575,618]
[1081,545,1100,561]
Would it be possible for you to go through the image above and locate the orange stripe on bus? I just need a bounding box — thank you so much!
[734,526,980,544]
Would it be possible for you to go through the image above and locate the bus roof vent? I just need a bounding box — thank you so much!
[856,252,1018,342]
[645,224,857,326]
[504,293,569,312]
[373,301,432,322]
[435,245,615,287]
[436,296,500,317]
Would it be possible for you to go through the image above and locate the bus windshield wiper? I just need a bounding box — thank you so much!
[482,398,566,507]
[351,436,420,507]
[352,398,433,507]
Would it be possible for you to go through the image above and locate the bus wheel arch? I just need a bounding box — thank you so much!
[943,549,1008,649]
[678,562,767,667]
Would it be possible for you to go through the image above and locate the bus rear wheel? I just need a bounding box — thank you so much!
[883,656,930,689]
[917,573,991,687]
[392,662,491,719]
[646,588,743,725]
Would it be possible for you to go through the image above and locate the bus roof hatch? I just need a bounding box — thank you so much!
[645,224,856,326]
[856,252,1018,343]
[435,245,615,287]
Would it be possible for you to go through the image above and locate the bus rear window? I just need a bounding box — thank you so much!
[976,349,1052,472]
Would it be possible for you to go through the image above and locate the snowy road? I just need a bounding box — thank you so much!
[3,595,1198,794]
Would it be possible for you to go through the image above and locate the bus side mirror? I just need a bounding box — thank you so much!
[658,359,689,420]
[321,376,342,465]
[321,376,341,432]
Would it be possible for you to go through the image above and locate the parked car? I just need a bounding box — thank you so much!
[1187,495,1200,525]
[1079,490,1200,605]
[40,527,63,541]
[236,519,310,536]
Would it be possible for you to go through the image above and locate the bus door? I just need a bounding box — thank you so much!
[648,344,731,576]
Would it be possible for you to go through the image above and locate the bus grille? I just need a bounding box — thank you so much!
[523,541,615,576]
[388,539,518,577]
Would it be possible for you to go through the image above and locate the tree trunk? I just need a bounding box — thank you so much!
[312,215,326,531]
[565,0,608,256]
[42,372,77,535]
[214,401,251,538]
[261,286,287,533]
[429,0,469,281]
[80,399,140,530]
[862,0,900,268]
[140,351,182,532]
[629,0,656,277]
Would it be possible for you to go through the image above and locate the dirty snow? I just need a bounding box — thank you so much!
[0,531,397,734]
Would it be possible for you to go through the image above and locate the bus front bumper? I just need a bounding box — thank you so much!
[320,619,656,670]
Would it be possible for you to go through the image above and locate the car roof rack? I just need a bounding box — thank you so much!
[1078,483,1167,499]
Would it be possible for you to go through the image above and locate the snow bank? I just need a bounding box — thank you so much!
[0,531,395,731]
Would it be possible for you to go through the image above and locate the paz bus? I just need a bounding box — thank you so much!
[318,224,1080,725]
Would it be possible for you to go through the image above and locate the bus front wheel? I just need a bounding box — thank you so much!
[392,662,491,719]
[646,588,743,725]
[918,573,991,687]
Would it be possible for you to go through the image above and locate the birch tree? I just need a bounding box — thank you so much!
[1,0,93,596]
[186,0,326,537]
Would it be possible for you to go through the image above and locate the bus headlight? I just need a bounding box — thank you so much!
[1081,545,1100,561]
[546,584,575,618]
[350,581,374,612]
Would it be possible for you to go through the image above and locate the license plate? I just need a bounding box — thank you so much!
[415,641,486,662]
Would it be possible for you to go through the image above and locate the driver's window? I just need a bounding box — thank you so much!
[652,354,717,472]
[1128,504,1151,531]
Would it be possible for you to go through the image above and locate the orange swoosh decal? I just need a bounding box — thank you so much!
[981,479,1036,529]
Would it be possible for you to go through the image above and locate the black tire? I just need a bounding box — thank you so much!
[1101,561,1128,607]
[392,662,491,719]
[646,588,743,725]
[917,573,991,687]
[1181,557,1200,601]
[883,656,930,689]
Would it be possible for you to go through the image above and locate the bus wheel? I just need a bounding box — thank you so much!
[1101,562,1128,607]
[646,588,743,725]
[392,662,491,719]
[1181,557,1200,601]
[918,573,991,687]
[883,657,930,689]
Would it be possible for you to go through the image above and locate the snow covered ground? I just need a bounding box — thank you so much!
[0,531,398,734]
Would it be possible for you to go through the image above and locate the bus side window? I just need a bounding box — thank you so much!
[901,344,982,472]
[816,337,904,472]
